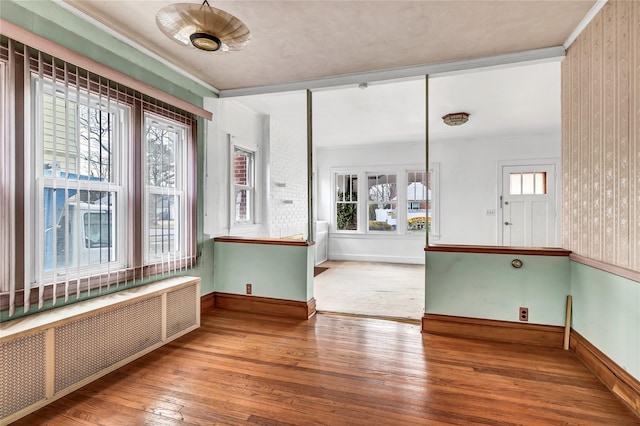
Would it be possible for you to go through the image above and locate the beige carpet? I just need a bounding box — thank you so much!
[313,260,424,320]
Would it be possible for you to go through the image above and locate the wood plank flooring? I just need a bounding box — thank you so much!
[13,309,640,425]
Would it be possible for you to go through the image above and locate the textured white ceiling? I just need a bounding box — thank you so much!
[62,0,594,91]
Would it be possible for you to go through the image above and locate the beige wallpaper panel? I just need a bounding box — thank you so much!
[562,0,640,271]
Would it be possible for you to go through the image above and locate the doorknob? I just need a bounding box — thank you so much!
[504,221,512,225]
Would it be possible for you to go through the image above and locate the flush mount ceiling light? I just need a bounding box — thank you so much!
[442,112,470,126]
[156,0,251,52]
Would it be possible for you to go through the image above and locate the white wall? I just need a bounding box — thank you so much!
[430,131,560,245]
[315,131,560,263]
[203,98,266,237]
[204,97,309,240]
[267,112,308,239]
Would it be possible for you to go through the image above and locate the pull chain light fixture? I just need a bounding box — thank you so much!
[156,0,251,52]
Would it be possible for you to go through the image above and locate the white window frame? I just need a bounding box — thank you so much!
[30,75,128,286]
[333,171,359,233]
[229,137,260,229]
[143,113,188,265]
[366,172,398,233]
[0,59,11,294]
[428,163,441,239]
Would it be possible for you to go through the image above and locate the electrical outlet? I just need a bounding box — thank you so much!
[519,307,528,322]
[246,283,252,295]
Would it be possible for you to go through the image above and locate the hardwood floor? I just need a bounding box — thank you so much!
[13,309,639,425]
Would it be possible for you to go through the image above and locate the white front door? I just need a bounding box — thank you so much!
[501,164,557,247]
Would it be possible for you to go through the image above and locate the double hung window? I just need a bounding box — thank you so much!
[1,39,197,318]
[233,146,255,224]
[144,114,188,263]
[33,76,127,284]
[367,173,397,232]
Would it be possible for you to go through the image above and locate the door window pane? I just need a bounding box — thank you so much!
[510,172,547,195]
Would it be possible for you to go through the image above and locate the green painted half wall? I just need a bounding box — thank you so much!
[425,251,571,325]
[571,261,640,381]
[214,241,314,302]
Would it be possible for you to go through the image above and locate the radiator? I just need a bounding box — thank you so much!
[0,276,200,424]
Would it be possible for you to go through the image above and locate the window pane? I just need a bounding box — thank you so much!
[535,172,547,194]
[147,194,180,256]
[79,105,114,182]
[43,93,117,183]
[509,173,522,195]
[234,148,252,185]
[146,120,178,188]
[522,173,535,194]
[235,189,252,222]
[368,202,396,231]
[407,170,428,233]
[337,203,357,231]
[44,189,117,272]
[336,173,357,202]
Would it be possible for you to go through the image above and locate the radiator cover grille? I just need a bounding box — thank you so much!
[54,296,163,392]
[167,285,198,338]
[0,332,47,419]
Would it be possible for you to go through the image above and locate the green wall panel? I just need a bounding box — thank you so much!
[214,241,313,302]
[425,251,571,325]
[570,262,640,381]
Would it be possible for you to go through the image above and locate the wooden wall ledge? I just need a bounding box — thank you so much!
[570,253,640,284]
[214,236,314,247]
[425,244,571,256]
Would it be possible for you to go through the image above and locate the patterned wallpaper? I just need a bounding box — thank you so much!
[562,0,640,271]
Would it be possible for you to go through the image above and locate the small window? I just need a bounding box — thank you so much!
[335,173,358,231]
[510,172,547,195]
[233,147,255,223]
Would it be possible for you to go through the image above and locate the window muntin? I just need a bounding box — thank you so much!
[144,114,187,262]
[367,173,397,232]
[34,77,127,283]
[407,170,428,233]
[233,147,255,223]
[336,173,358,231]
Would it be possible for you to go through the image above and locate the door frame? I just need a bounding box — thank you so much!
[496,158,561,247]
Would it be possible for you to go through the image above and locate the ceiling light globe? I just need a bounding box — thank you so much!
[190,32,221,51]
